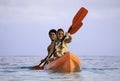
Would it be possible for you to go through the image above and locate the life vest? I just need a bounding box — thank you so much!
[55,42,68,58]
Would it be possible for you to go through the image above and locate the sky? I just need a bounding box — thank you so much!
[0,0,120,56]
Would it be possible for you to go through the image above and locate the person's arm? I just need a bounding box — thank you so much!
[48,41,56,57]
[47,45,51,56]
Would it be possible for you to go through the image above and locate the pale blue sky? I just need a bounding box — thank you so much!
[0,0,120,56]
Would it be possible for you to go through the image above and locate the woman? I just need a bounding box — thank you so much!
[54,28,72,58]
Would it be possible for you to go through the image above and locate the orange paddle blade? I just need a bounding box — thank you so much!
[69,22,83,35]
[73,7,88,24]
[69,7,88,34]
[32,65,44,70]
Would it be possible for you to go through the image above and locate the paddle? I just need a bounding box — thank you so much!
[32,7,88,70]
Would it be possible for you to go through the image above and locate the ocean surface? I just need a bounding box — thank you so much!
[0,56,120,81]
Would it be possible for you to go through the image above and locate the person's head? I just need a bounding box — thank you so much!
[49,29,57,41]
[57,28,64,41]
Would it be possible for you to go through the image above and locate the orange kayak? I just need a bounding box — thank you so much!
[44,52,81,72]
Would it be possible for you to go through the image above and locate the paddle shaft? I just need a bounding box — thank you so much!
[38,55,49,66]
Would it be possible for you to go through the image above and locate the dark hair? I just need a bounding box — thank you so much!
[49,29,56,35]
[57,28,64,33]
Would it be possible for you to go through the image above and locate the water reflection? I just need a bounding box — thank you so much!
[48,71,84,81]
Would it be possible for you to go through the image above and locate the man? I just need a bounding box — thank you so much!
[41,29,57,62]
[47,29,57,56]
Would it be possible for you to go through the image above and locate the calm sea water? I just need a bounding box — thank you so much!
[0,56,120,81]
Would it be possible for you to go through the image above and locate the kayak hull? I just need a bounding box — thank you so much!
[44,52,81,72]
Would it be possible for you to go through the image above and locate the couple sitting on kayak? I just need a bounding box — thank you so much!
[41,28,72,62]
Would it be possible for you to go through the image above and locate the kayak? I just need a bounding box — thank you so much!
[44,52,81,72]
